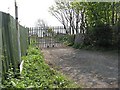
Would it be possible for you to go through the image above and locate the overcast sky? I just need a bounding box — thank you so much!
[0,0,62,27]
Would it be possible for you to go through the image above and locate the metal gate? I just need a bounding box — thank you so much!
[28,26,67,48]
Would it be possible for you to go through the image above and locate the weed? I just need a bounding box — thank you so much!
[3,46,78,88]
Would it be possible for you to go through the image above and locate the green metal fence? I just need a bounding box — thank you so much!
[0,11,28,84]
[20,25,29,56]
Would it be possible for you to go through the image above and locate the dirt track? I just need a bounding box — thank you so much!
[42,47,118,88]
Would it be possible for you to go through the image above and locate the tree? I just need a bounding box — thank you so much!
[49,0,77,34]
[35,19,48,28]
[35,19,48,37]
[71,1,81,34]
[71,1,120,47]
[49,0,120,47]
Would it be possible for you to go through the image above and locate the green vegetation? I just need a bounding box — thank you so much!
[49,1,120,50]
[3,46,79,88]
[55,34,75,46]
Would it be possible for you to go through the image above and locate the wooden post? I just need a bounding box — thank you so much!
[15,0,21,67]
[28,28,30,45]
[0,12,2,88]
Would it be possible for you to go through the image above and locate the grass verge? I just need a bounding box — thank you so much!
[3,46,79,89]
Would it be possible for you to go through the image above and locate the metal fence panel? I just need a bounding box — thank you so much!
[19,25,28,56]
[9,14,19,70]
[29,26,66,49]
[2,12,11,75]
[0,11,28,81]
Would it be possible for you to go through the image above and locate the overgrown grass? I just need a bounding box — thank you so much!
[3,46,79,89]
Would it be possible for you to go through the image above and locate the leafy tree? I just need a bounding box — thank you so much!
[49,0,120,48]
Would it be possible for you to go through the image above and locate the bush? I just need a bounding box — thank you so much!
[55,34,75,46]
[93,23,112,47]
[112,20,120,48]
[84,23,112,48]
[84,27,95,46]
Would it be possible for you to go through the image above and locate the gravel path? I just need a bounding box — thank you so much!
[42,47,118,88]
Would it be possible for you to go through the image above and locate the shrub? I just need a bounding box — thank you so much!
[112,20,120,48]
[84,23,112,48]
[84,27,96,46]
[93,23,112,47]
[55,34,75,46]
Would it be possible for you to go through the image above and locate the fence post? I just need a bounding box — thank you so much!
[15,1,21,65]
[28,28,30,45]
[0,12,2,88]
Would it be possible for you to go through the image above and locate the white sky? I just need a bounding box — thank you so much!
[0,0,62,27]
